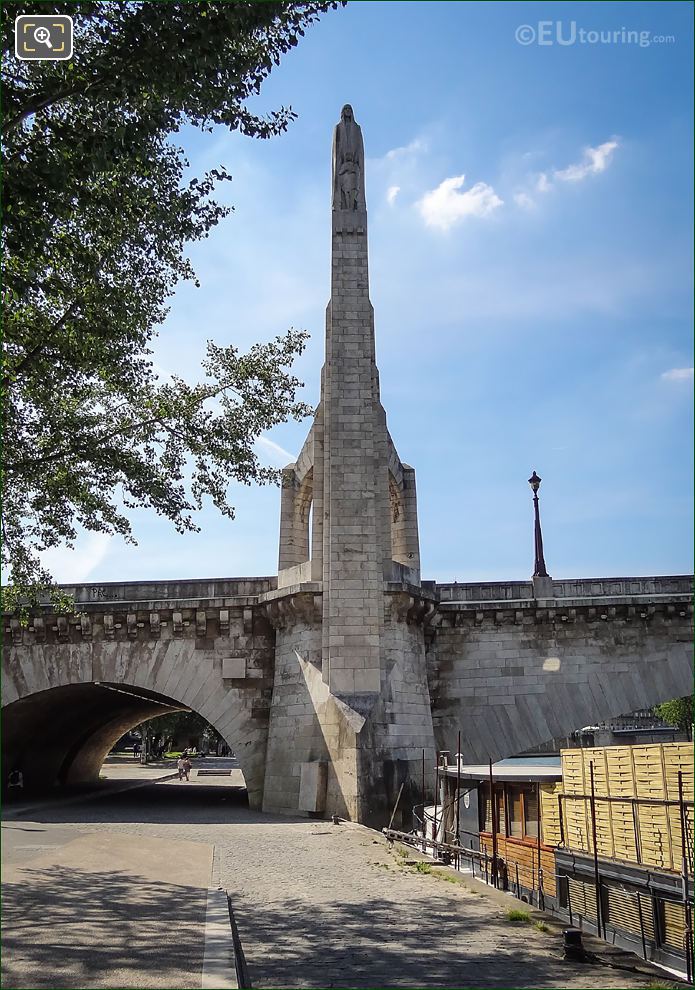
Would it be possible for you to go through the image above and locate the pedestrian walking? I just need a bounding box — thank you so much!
[7,768,23,792]
[177,755,185,781]
[182,755,192,781]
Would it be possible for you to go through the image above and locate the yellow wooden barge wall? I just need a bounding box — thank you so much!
[555,742,693,872]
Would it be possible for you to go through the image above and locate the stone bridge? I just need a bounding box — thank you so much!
[3,574,691,823]
[3,106,692,826]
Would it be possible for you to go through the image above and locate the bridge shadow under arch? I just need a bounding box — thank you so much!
[2,681,255,801]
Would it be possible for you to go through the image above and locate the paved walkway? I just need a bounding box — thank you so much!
[100,754,242,785]
[2,824,213,989]
[2,782,679,989]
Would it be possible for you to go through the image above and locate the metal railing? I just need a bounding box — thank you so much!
[384,822,692,976]
[390,747,694,982]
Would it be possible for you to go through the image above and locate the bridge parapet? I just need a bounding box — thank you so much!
[434,574,692,604]
[5,574,691,644]
[437,581,532,603]
[51,576,277,606]
[552,575,692,599]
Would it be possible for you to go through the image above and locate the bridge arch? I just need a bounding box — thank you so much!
[2,634,272,805]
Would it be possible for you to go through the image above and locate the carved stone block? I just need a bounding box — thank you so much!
[299,761,327,813]
[219,609,230,636]
[196,611,207,637]
[222,656,246,680]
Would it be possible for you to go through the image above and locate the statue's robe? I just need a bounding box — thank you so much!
[332,112,366,211]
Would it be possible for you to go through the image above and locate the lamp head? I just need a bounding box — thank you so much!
[528,471,542,493]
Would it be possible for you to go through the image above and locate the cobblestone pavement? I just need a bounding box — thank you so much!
[3,783,676,989]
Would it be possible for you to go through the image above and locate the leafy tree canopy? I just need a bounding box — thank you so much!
[143,710,217,748]
[2,1,342,614]
[654,696,693,736]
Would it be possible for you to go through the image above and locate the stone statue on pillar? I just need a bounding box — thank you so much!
[332,104,365,211]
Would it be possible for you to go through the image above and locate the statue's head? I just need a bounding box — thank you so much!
[341,104,354,122]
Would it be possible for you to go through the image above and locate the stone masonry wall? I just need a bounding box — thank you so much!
[261,591,327,813]
[428,599,693,764]
[358,592,438,826]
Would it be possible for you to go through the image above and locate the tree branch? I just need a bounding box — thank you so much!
[3,83,88,136]
[4,300,80,387]
[2,37,144,137]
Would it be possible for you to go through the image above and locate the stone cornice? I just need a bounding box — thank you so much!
[434,598,693,629]
[258,582,322,605]
[263,588,322,630]
[4,575,691,642]
[4,603,266,646]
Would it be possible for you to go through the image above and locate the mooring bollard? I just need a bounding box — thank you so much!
[563,928,586,962]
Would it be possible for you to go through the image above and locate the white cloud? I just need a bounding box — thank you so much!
[661,367,694,383]
[554,140,619,183]
[513,191,535,210]
[255,434,296,466]
[536,172,551,193]
[384,138,426,161]
[40,532,112,584]
[515,140,619,209]
[417,175,503,231]
[371,136,428,210]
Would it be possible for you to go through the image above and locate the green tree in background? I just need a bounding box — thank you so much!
[2,1,342,614]
[654,697,693,740]
[143,710,223,753]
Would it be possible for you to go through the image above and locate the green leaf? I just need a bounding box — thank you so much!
[1,0,340,607]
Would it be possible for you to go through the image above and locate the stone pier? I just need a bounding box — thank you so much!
[263,105,436,824]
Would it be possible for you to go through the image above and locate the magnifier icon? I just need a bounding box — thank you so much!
[33,26,52,48]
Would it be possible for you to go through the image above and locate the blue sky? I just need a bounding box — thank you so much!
[47,0,694,585]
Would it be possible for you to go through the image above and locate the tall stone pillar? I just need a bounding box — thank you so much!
[319,200,392,699]
[264,105,436,825]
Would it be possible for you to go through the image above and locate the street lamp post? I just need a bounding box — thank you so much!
[528,471,549,579]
